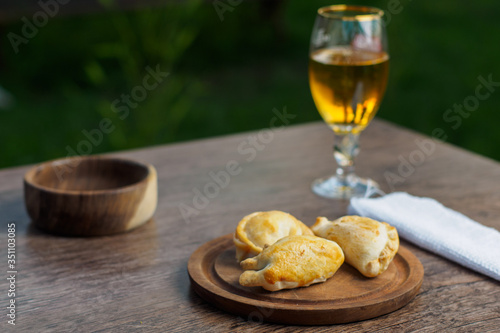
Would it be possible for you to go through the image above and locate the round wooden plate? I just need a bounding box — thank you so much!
[188,234,424,325]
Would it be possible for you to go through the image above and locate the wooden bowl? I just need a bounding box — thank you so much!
[24,156,157,236]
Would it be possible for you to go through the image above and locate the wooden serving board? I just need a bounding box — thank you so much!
[188,234,424,325]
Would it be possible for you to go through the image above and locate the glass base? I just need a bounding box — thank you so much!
[311,175,380,199]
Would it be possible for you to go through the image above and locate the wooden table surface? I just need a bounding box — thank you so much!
[1,119,499,332]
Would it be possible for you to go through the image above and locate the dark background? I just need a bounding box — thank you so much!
[1,0,499,168]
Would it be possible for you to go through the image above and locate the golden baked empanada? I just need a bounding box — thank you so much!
[311,216,399,278]
[233,211,313,262]
[239,235,344,291]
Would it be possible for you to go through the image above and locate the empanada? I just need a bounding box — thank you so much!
[311,216,399,278]
[239,235,344,291]
[233,211,313,262]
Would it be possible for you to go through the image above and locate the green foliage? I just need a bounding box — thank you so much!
[1,0,205,166]
[0,0,499,168]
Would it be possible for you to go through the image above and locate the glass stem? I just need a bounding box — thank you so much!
[333,132,360,186]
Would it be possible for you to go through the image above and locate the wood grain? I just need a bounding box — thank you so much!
[188,234,423,325]
[23,156,157,236]
[0,119,499,332]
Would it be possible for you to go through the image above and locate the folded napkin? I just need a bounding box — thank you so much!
[349,192,500,281]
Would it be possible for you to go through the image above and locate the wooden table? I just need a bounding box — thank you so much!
[1,119,499,332]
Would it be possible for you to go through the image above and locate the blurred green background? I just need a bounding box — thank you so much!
[1,0,499,169]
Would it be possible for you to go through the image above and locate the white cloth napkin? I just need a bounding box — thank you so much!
[349,192,500,281]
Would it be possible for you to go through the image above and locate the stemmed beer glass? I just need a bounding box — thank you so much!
[309,5,389,199]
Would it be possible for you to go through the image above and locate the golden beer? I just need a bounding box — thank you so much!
[309,47,389,134]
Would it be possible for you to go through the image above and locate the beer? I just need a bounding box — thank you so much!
[309,47,389,134]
